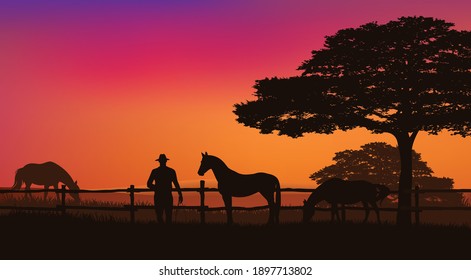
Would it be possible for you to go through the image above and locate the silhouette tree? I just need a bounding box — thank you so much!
[233,17,471,226]
[310,142,464,207]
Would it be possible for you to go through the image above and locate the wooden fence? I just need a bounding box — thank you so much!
[0,180,470,225]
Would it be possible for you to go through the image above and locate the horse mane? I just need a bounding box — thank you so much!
[305,188,319,205]
[207,155,226,166]
[207,155,239,175]
[44,162,77,189]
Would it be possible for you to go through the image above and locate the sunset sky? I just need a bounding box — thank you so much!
[1,0,471,192]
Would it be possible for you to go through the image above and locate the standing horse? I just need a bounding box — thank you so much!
[302,178,389,223]
[12,162,81,202]
[197,152,281,225]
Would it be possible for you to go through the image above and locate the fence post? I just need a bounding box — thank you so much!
[415,185,420,226]
[129,185,135,224]
[200,180,205,224]
[61,184,66,216]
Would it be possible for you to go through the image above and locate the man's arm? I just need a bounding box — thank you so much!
[147,170,156,191]
[172,170,183,204]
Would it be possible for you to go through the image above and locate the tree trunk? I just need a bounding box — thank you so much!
[395,132,417,227]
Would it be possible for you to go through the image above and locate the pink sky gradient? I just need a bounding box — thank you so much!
[1,0,471,191]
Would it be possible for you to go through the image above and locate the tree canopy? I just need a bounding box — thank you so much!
[234,16,471,225]
[235,17,471,138]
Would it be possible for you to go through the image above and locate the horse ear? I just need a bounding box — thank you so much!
[205,152,208,155]
[201,152,204,157]
[75,180,78,185]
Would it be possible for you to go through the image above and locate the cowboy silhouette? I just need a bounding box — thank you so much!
[147,154,183,224]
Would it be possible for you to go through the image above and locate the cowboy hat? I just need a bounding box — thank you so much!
[156,154,170,162]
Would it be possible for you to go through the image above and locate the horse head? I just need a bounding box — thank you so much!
[70,180,81,203]
[302,199,315,223]
[197,152,211,176]
[375,184,390,205]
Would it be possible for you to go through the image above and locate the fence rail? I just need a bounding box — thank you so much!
[0,181,470,225]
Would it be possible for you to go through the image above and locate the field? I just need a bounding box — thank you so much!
[2,191,471,225]
[0,194,470,260]
[0,212,470,260]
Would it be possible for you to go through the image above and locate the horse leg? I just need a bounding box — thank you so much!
[261,191,275,224]
[330,204,338,222]
[53,184,59,201]
[341,204,346,223]
[44,185,50,201]
[24,182,32,200]
[371,201,381,224]
[362,201,370,223]
[222,195,233,225]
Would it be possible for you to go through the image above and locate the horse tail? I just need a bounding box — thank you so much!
[376,185,390,205]
[275,177,281,223]
[12,168,24,190]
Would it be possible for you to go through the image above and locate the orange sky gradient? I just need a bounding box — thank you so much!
[1,1,471,192]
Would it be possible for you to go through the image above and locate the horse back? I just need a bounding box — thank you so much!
[219,172,278,197]
[340,182,377,202]
[21,162,71,185]
[322,179,378,204]
[239,172,278,186]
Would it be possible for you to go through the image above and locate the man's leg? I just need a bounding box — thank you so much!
[156,207,164,223]
[165,205,172,224]
[154,193,164,223]
[164,193,174,224]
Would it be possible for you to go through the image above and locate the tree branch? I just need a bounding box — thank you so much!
[410,130,419,142]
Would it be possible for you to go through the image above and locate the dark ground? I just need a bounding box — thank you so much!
[1,213,470,260]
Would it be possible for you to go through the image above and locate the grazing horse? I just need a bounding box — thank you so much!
[302,178,390,223]
[197,152,281,225]
[12,162,81,202]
